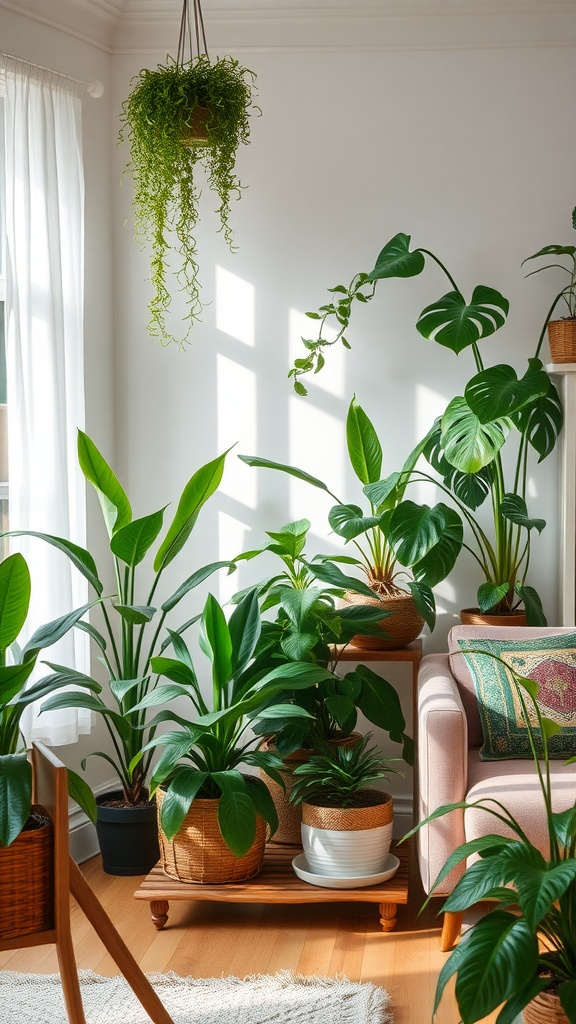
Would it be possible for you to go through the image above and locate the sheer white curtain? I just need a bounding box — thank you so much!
[1,54,91,745]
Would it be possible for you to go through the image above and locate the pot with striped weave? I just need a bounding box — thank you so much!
[289,734,398,878]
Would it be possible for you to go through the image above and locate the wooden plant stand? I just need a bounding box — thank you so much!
[134,842,409,932]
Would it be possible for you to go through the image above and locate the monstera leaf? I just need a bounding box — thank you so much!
[441,397,510,474]
[423,421,493,510]
[465,361,550,424]
[417,286,509,354]
[511,379,563,462]
[385,501,463,586]
[368,233,426,281]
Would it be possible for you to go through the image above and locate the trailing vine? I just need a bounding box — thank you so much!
[119,54,258,346]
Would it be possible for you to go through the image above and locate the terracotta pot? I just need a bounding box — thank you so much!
[156,789,266,884]
[460,607,527,627]
[547,318,576,364]
[262,733,363,846]
[344,587,424,650]
[524,989,569,1024]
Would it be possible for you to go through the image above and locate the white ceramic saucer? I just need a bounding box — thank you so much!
[291,852,400,889]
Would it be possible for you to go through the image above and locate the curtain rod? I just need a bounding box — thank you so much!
[0,52,104,97]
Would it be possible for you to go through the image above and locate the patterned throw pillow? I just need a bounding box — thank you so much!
[457,633,576,760]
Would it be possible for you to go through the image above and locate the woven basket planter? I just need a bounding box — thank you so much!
[524,990,569,1024]
[262,733,363,846]
[181,106,211,147]
[460,607,527,627]
[156,789,267,884]
[301,789,393,877]
[343,587,423,650]
[0,808,53,940]
[547,319,576,363]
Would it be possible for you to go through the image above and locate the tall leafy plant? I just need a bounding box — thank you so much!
[133,589,334,857]
[290,233,563,621]
[240,394,463,632]
[12,432,231,806]
[0,552,96,846]
[405,653,576,1024]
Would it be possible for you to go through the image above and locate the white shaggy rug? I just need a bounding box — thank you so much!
[0,969,392,1024]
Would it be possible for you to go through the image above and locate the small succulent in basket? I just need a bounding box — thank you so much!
[405,653,576,1024]
[290,732,401,810]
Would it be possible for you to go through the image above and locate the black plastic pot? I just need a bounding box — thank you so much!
[96,792,159,876]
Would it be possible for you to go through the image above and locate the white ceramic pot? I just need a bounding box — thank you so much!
[301,822,393,878]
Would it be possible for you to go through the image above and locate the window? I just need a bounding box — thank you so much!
[0,98,7,560]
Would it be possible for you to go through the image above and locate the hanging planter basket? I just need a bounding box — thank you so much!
[119,0,258,346]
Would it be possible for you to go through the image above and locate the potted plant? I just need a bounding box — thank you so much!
[132,589,334,884]
[290,232,563,624]
[406,654,576,1024]
[17,431,232,875]
[231,517,414,842]
[119,16,258,346]
[523,205,576,363]
[0,552,96,938]
[240,394,463,648]
[290,732,399,881]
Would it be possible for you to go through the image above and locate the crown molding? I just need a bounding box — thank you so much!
[0,0,119,52]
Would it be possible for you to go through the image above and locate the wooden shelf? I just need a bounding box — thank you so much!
[134,842,409,933]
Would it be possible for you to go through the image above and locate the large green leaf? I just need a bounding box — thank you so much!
[229,589,261,678]
[386,500,462,576]
[154,450,229,572]
[22,600,95,662]
[0,554,30,651]
[500,494,545,534]
[368,233,426,281]
[238,455,332,497]
[351,665,409,751]
[158,767,209,841]
[5,531,103,595]
[0,753,32,846]
[77,430,132,536]
[511,378,563,462]
[328,504,381,541]
[243,775,279,836]
[523,243,576,264]
[423,421,493,510]
[465,361,549,423]
[417,286,509,353]
[212,770,257,858]
[110,508,166,567]
[40,691,132,743]
[410,505,463,587]
[304,558,377,599]
[346,395,382,484]
[363,474,402,514]
[502,849,576,930]
[162,561,231,613]
[66,768,97,823]
[441,396,509,473]
[478,582,511,613]
[0,661,37,709]
[451,912,539,1023]
[407,580,435,631]
[114,604,156,625]
[278,587,325,630]
[515,584,547,626]
[198,594,233,696]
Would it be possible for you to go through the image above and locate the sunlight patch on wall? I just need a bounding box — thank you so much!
[289,308,344,398]
[288,395,344,533]
[216,266,255,346]
[217,354,256,508]
[218,511,249,604]
[414,382,447,505]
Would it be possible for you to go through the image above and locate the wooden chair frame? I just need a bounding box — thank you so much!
[0,742,174,1024]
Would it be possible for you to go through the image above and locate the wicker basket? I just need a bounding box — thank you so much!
[302,789,393,831]
[460,607,527,627]
[156,790,266,884]
[524,990,569,1024]
[181,106,211,147]
[0,808,53,940]
[547,319,576,363]
[343,587,424,650]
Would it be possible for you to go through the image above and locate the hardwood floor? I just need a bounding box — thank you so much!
[0,850,498,1024]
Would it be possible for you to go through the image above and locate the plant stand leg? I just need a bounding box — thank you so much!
[151,900,170,931]
[379,902,398,931]
[69,858,174,1024]
[439,911,463,952]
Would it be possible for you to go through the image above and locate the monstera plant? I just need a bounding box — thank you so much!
[291,233,563,623]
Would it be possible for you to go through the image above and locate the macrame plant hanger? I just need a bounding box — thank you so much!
[177,0,208,65]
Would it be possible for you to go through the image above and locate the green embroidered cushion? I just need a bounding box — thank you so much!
[457,633,576,761]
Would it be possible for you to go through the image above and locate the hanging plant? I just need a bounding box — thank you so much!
[119,0,258,346]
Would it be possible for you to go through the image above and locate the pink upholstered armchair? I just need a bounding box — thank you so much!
[417,625,576,951]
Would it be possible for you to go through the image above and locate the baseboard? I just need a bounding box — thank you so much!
[69,776,115,864]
